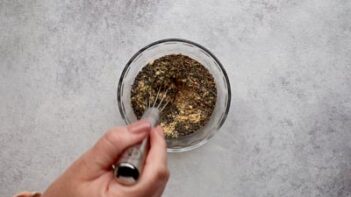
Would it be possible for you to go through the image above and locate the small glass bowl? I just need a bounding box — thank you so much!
[117,38,231,152]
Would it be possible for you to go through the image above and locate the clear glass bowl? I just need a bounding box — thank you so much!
[117,38,231,152]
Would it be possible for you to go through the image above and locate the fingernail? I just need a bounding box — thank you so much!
[128,120,151,133]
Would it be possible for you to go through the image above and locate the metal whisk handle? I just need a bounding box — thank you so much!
[114,107,160,185]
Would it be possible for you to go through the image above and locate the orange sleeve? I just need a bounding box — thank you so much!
[13,192,41,197]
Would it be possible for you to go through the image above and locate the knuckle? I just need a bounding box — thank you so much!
[159,139,167,149]
[103,129,121,144]
[164,169,170,181]
[156,134,167,147]
[155,167,170,181]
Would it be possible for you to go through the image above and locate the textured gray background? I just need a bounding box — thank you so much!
[1,0,351,196]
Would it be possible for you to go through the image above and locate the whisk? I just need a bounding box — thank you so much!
[114,87,170,185]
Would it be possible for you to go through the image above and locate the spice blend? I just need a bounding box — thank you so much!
[131,54,217,138]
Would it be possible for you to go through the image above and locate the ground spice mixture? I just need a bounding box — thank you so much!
[131,54,217,138]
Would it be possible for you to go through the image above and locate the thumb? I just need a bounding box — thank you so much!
[70,120,151,179]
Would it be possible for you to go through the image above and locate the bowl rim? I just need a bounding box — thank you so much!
[117,38,231,152]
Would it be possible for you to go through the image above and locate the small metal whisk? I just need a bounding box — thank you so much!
[114,86,170,185]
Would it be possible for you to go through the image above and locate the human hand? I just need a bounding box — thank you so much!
[42,120,169,197]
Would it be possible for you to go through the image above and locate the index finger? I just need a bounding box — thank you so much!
[68,120,151,180]
[135,126,169,192]
[107,126,169,196]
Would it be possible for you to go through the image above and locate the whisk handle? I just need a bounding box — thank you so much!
[114,108,160,185]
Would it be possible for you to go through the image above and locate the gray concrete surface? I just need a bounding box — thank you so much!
[1,0,351,196]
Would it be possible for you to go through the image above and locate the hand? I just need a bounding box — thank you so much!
[42,120,169,197]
